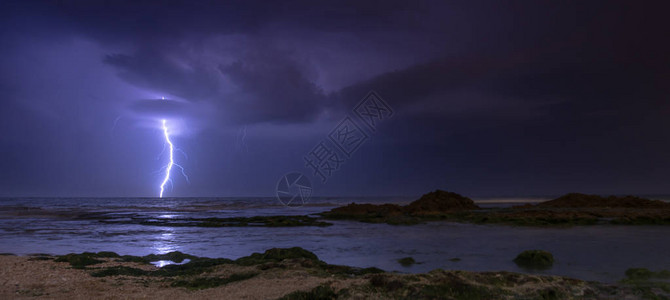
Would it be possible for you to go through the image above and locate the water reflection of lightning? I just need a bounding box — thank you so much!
[158,119,189,198]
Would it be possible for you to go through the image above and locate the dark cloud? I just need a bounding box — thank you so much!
[43,0,452,39]
[1,0,669,197]
[218,49,328,124]
[104,43,330,125]
[104,50,223,102]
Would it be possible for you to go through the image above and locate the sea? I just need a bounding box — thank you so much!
[1,196,669,283]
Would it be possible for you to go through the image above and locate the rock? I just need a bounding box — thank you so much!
[397,257,416,267]
[321,190,479,224]
[405,190,479,214]
[513,250,554,270]
[235,247,319,266]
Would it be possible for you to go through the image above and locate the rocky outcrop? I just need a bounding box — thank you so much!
[405,190,479,214]
[327,190,478,218]
[322,190,479,224]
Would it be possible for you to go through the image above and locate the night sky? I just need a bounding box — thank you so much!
[1,1,669,197]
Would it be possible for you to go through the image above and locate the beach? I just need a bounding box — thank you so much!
[2,193,670,299]
[0,248,658,300]
[0,252,328,299]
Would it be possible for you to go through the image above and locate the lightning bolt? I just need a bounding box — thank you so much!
[158,118,189,198]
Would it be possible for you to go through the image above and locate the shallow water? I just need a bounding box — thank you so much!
[1,197,669,283]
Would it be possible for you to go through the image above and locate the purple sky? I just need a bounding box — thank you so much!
[1,1,669,197]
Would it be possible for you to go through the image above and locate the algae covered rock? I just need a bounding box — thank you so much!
[397,257,416,267]
[54,252,106,269]
[235,247,319,265]
[624,268,670,281]
[513,250,554,270]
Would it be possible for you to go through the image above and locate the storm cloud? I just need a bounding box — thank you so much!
[1,0,669,197]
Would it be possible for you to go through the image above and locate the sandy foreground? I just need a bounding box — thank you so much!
[0,251,664,300]
[0,255,344,300]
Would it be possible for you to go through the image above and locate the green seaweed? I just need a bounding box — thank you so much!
[443,210,600,227]
[278,284,337,300]
[624,268,670,281]
[55,251,199,267]
[55,253,105,269]
[415,282,499,300]
[620,268,670,299]
[322,207,606,227]
[89,247,386,284]
[91,266,149,277]
[159,258,234,276]
[115,251,203,265]
[28,256,53,261]
[319,211,421,225]
[318,263,384,277]
[537,288,563,300]
[235,247,319,266]
[171,272,258,290]
[143,251,197,263]
[611,217,670,226]
[91,257,234,277]
[369,274,405,292]
[95,251,120,258]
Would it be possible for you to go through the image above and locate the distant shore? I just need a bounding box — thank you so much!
[1,248,666,299]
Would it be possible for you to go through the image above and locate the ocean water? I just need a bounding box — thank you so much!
[1,196,669,283]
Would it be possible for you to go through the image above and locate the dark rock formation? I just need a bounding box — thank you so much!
[405,190,479,214]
